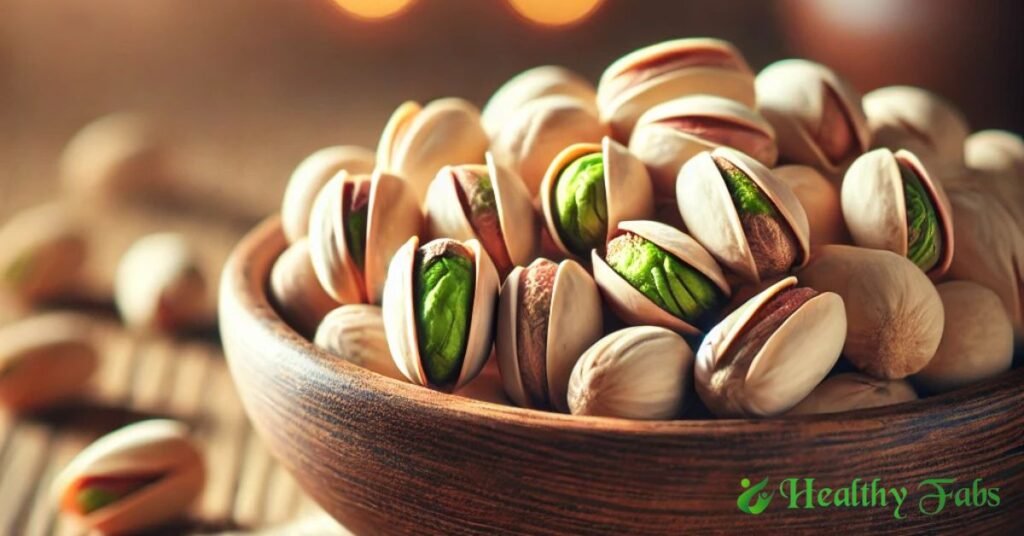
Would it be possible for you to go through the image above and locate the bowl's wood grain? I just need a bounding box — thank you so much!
[220,218,1024,535]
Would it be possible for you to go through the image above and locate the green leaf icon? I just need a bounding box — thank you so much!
[737,477,774,515]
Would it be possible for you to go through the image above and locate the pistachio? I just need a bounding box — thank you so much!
[695,276,846,417]
[54,420,205,535]
[772,165,846,246]
[567,326,693,420]
[787,373,918,416]
[0,313,97,412]
[481,65,598,139]
[0,203,88,305]
[965,129,1024,178]
[314,305,405,380]
[280,145,375,244]
[114,233,209,333]
[269,238,340,338]
[864,86,970,177]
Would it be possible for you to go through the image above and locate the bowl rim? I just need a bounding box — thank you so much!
[224,216,1024,436]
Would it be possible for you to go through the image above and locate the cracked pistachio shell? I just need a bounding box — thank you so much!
[567,326,693,420]
[592,220,730,335]
[965,130,1024,178]
[280,146,375,244]
[914,281,1014,393]
[382,237,499,391]
[0,203,87,304]
[798,245,944,379]
[597,38,756,142]
[864,86,969,178]
[424,154,537,279]
[787,373,918,416]
[269,238,340,338]
[0,313,97,412]
[677,147,810,283]
[695,276,846,417]
[540,137,654,260]
[773,165,846,246]
[115,233,208,333]
[314,304,405,381]
[308,170,422,305]
[53,420,205,535]
[496,258,602,412]
[490,95,607,195]
[630,95,777,196]
[481,65,598,139]
[376,98,489,203]
[841,148,955,279]
[755,59,870,175]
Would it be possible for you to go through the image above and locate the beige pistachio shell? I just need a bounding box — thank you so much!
[381,237,499,391]
[314,304,405,381]
[630,95,777,196]
[755,59,870,174]
[787,373,918,416]
[798,245,944,379]
[597,38,756,142]
[490,95,607,195]
[773,165,846,246]
[841,148,955,279]
[677,147,811,282]
[965,129,1024,178]
[424,153,537,278]
[914,281,1014,393]
[269,238,340,338]
[496,258,603,412]
[280,146,375,244]
[115,233,209,333]
[864,86,969,178]
[481,65,598,139]
[567,326,693,420]
[376,98,489,203]
[0,203,88,304]
[0,313,97,412]
[592,220,730,335]
[540,137,654,259]
[695,276,846,417]
[53,420,205,535]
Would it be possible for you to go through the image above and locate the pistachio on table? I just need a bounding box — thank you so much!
[382,237,499,391]
[772,165,846,246]
[269,238,340,338]
[115,233,209,333]
[695,276,846,418]
[314,304,405,381]
[496,258,603,411]
[280,145,375,244]
[54,419,205,535]
[677,146,810,283]
[481,65,598,139]
[787,373,918,416]
[0,203,88,305]
[0,312,98,412]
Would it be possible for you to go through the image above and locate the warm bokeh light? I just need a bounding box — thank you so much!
[507,0,603,27]
[331,0,416,20]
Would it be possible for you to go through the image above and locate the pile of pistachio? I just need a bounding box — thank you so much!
[275,37,1022,420]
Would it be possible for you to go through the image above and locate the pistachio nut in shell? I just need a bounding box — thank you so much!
[597,38,756,142]
[496,258,602,412]
[755,59,870,174]
[773,165,846,246]
[540,137,654,259]
[841,148,955,279]
[314,304,405,381]
[0,313,97,412]
[308,169,422,305]
[0,203,87,305]
[965,129,1024,178]
[490,95,607,196]
[382,237,499,391]
[425,154,537,279]
[914,281,1014,393]
[567,326,693,420]
[280,145,375,244]
[630,95,777,196]
[593,220,730,335]
[787,373,917,416]
[376,98,489,203]
[798,245,944,379]
[864,86,969,178]
[54,420,205,535]
[677,147,810,283]
[481,65,598,139]
[269,238,340,338]
[115,233,209,333]
[695,276,846,418]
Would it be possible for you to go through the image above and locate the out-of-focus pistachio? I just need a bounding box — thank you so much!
[114,233,209,333]
[0,203,88,305]
[481,65,598,139]
[269,238,340,338]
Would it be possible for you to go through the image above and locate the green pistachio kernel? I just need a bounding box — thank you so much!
[343,180,371,269]
[3,252,33,285]
[605,232,723,324]
[900,163,942,271]
[553,152,608,256]
[714,156,776,216]
[414,241,475,386]
[76,488,121,514]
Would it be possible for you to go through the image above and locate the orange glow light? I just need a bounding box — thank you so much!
[331,0,416,20]
[507,0,604,27]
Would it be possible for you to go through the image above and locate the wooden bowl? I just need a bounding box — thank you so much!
[220,218,1023,534]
